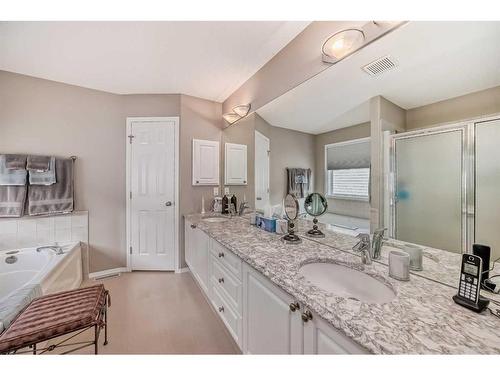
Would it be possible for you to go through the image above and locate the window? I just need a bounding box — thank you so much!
[326,168,370,200]
[325,138,370,200]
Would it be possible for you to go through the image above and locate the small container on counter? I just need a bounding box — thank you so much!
[389,251,410,281]
[275,219,288,234]
[249,212,257,225]
[402,244,423,271]
[256,215,276,233]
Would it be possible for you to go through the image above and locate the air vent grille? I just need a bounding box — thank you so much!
[362,55,397,76]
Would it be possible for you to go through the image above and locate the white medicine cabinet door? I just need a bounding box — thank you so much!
[225,143,247,185]
[193,139,220,186]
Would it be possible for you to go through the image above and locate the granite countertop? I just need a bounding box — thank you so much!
[185,213,500,354]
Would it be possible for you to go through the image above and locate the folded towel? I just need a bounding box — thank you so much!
[27,155,51,172]
[0,283,42,333]
[28,156,56,185]
[0,155,27,186]
[0,185,27,217]
[28,158,73,216]
[5,154,27,170]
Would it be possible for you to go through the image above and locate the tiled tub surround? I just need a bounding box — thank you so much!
[0,211,89,277]
[185,213,500,354]
[297,219,500,303]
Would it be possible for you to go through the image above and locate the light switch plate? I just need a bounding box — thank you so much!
[224,187,230,195]
[213,187,219,196]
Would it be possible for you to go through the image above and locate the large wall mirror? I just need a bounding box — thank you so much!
[222,21,500,288]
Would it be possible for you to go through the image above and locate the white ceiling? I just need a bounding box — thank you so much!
[257,21,500,134]
[0,21,310,102]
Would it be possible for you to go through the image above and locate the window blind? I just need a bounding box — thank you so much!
[327,168,370,199]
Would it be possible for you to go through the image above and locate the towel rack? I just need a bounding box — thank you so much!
[70,156,77,161]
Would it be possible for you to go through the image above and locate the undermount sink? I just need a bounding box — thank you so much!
[299,262,396,304]
[202,216,229,223]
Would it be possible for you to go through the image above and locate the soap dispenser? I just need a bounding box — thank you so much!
[231,194,238,213]
[221,194,229,214]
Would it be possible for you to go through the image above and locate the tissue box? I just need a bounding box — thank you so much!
[256,215,276,233]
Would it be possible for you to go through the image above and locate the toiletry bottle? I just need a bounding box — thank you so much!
[231,194,238,213]
[222,194,228,214]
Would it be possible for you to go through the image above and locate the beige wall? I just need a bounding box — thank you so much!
[315,123,371,219]
[406,85,500,130]
[0,71,222,272]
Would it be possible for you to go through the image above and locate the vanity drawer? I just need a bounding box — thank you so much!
[211,280,242,347]
[211,255,242,313]
[211,240,242,280]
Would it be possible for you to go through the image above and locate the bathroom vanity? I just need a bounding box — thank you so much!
[184,214,500,354]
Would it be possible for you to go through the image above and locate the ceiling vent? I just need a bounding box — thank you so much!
[362,55,397,76]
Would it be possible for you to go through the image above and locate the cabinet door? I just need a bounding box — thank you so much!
[184,220,195,270]
[193,139,220,185]
[303,311,368,354]
[242,264,302,354]
[225,143,247,185]
[193,228,210,294]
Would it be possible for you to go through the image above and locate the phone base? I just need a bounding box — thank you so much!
[452,295,490,313]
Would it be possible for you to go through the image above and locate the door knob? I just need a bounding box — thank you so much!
[289,302,300,312]
[256,197,262,201]
[165,201,172,206]
[218,277,224,284]
[301,310,313,322]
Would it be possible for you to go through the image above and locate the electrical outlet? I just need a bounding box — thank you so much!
[224,187,230,195]
[213,187,219,196]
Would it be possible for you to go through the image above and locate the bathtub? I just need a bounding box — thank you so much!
[0,242,83,305]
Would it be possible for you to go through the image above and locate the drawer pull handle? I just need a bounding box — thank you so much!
[218,277,224,284]
[218,306,224,313]
[289,302,300,312]
[218,252,225,258]
[301,310,313,323]
[190,224,197,229]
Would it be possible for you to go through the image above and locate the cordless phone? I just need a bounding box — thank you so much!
[453,254,490,313]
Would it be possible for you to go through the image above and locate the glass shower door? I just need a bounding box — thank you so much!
[393,129,464,252]
[475,119,500,260]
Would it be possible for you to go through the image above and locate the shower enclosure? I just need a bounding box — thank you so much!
[388,115,500,259]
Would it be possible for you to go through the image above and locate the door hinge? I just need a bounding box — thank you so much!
[128,134,135,144]
[130,191,132,199]
[129,246,132,254]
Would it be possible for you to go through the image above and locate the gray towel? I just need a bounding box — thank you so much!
[28,158,74,216]
[27,155,51,172]
[0,155,27,186]
[0,283,42,333]
[286,168,311,199]
[28,156,56,185]
[5,154,27,170]
[0,185,27,217]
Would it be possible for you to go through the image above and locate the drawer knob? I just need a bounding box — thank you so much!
[218,252,225,258]
[301,310,313,323]
[289,302,300,312]
[190,224,197,229]
[218,277,224,284]
[218,306,224,313]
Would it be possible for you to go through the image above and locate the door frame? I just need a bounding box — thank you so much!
[254,130,270,210]
[125,117,180,272]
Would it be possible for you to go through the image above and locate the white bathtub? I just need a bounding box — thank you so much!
[0,242,83,304]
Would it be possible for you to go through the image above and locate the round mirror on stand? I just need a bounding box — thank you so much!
[304,193,328,238]
[282,194,302,244]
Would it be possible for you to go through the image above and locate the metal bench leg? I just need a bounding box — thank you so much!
[33,343,36,355]
[94,325,98,355]
[104,307,108,346]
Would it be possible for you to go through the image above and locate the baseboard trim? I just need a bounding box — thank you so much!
[175,267,189,274]
[89,267,129,280]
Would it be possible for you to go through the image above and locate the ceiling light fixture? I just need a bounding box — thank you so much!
[322,28,365,64]
[223,103,251,125]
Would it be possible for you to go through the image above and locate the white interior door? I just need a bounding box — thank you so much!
[128,118,178,270]
[254,131,270,211]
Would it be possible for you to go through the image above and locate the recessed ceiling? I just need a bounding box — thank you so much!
[0,21,310,101]
[257,21,500,134]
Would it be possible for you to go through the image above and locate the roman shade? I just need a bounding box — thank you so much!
[326,140,370,170]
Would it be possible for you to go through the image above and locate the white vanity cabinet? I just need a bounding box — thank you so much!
[184,220,209,294]
[224,143,247,185]
[242,263,303,354]
[192,139,220,185]
[302,311,369,354]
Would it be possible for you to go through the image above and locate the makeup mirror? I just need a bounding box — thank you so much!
[282,194,302,244]
[304,193,328,238]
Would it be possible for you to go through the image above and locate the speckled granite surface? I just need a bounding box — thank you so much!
[185,213,500,354]
[298,218,500,303]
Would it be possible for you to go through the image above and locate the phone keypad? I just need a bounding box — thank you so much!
[459,274,478,301]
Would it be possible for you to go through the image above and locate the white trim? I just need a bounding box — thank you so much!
[254,130,270,208]
[89,267,129,280]
[175,267,190,274]
[126,117,180,272]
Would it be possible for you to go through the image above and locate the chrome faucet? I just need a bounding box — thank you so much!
[352,233,372,265]
[238,201,250,216]
[36,245,64,255]
[371,227,387,260]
